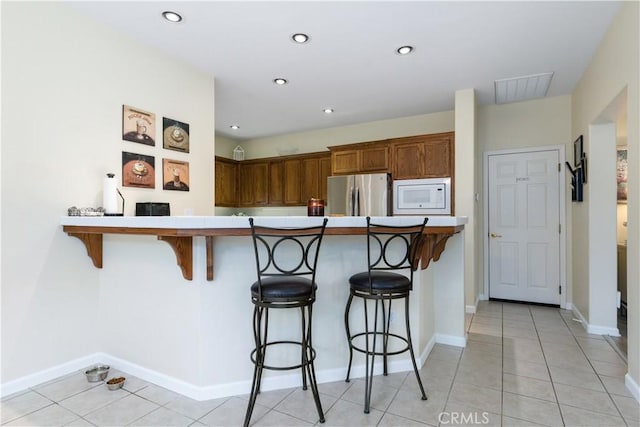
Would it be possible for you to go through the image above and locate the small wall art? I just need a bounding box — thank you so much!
[163,158,190,191]
[122,151,155,189]
[163,117,190,153]
[122,105,156,146]
[617,147,628,203]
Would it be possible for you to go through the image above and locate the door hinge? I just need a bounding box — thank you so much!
[559,224,561,234]
[558,163,561,172]
[559,285,562,295]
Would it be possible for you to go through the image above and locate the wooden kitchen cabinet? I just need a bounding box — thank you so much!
[319,156,331,201]
[391,142,423,180]
[216,152,331,208]
[391,132,454,180]
[238,161,269,206]
[214,157,238,207]
[360,145,389,172]
[283,158,302,205]
[331,150,359,174]
[268,160,284,205]
[329,142,390,175]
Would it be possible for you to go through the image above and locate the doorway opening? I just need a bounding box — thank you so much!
[597,89,629,356]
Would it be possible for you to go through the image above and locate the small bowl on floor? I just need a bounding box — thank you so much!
[106,376,126,390]
[85,365,110,382]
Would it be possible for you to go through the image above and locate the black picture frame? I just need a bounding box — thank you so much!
[573,135,583,167]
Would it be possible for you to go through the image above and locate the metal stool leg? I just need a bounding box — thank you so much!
[405,295,427,401]
[344,293,355,382]
[244,306,266,427]
[304,304,325,423]
[382,298,391,376]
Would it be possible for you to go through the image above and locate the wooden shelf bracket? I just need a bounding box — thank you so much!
[67,232,103,268]
[157,236,193,281]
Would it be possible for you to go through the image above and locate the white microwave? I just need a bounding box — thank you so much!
[393,178,451,215]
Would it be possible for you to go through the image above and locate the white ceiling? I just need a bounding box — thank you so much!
[67,1,621,141]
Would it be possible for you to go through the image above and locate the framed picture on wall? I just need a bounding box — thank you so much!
[163,117,190,153]
[122,151,155,189]
[573,135,583,167]
[122,105,156,146]
[163,158,190,191]
[617,147,628,203]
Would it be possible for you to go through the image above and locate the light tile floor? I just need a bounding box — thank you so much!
[2,301,639,426]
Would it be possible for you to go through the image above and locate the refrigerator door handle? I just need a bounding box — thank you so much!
[354,186,360,216]
[348,186,354,216]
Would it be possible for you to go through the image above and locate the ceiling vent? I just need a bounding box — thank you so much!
[494,72,554,104]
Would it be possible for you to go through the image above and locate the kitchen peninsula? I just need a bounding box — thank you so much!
[60,215,467,401]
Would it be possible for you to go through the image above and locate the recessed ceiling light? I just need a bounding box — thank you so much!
[162,11,182,23]
[323,108,334,114]
[230,125,240,130]
[396,45,414,55]
[291,33,310,44]
[273,78,288,85]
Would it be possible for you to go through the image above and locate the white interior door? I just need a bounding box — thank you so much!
[488,150,561,305]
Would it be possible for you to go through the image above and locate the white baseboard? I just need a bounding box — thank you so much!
[466,295,482,314]
[1,335,443,401]
[1,354,102,398]
[435,333,466,348]
[571,305,620,336]
[625,373,640,403]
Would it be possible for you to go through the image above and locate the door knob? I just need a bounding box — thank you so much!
[490,233,502,238]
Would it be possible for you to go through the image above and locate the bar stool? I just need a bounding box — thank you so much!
[344,216,428,413]
[244,217,328,427]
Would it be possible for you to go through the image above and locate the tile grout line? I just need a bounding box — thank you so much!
[529,306,566,427]
[557,310,630,425]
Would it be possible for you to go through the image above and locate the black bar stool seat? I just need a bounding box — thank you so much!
[250,277,316,300]
[349,271,411,293]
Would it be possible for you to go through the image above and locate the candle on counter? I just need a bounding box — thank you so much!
[307,198,325,216]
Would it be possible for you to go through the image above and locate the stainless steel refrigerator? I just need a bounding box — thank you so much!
[326,173,391,216]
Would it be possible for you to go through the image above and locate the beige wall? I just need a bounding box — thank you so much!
[239,111,454,159]
[571,1,639,390]
[1,2,215,383]
[476,96,572,302]
[214,134,238,159]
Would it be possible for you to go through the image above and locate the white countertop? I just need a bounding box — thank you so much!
[61,215,468,229]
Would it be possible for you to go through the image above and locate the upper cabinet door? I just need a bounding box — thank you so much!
[423,136,453,177]
[283,158,302,205]
[332,150,359,175]
[359,145,389,172]
[319,156,332,202]
[214,158,238,206]
[391,132,454,180]
[392,142,424,180]
[268,160,284,205]
[238,162,269,206]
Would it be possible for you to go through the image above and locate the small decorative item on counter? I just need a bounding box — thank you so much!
[68,207,105,216]
[307,198,325,216]
[85,365,110,382]
[106,376,126,390]
[231,211,247,216]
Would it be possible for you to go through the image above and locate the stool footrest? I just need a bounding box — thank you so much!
[347,331,410,357]
[250,340,317,371]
